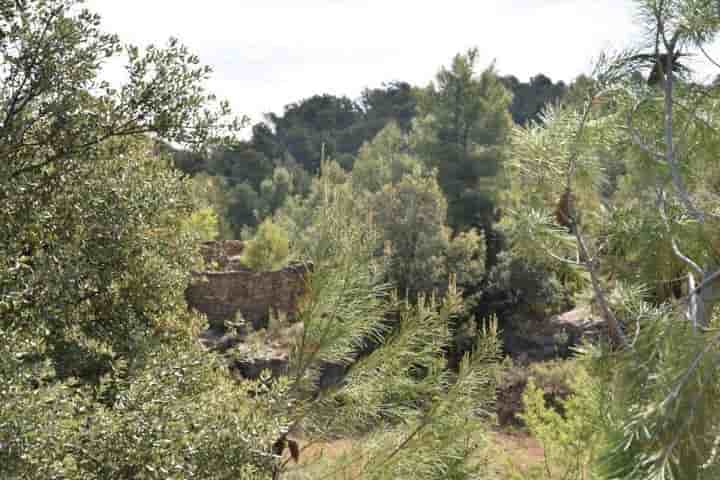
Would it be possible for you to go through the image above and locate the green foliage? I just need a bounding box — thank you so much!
[447,228,487,288]
[181,207,220,241]
[634,0,720,46]
[504,1,720,476]
[414,48,513,230]
[348,328,500,480]
[269,169,502,479]
[360,81,419,134]
[352,122,421,193]
[227,180,264,230]
[266,94,364,172]
[506,102,620,221]
[0,333,290,479]
[603,199,690,302]
[281,123,486,298]
[592,299,720,480]
[500,95,623,306]
[500,73,568,125]
[207,143,274,190]
[258,166,295,217]
[0,132,285,477]
[189,163,301,238]
[186,172,236,239]
[371,169,485,295]
[276,159,354,252]
[521,361,608,480]
[240,218,291,271]
[372,170,448,292]
[0,2,292,478]
[262,86,419,174]
[484,251,575,318]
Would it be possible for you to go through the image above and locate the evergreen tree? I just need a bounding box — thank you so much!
[359,81,419,134]
[500,73,568,125]
[371,169,485,296]
[352,122,421,193]
[503,1,720,476]
[413,48,512,275]
[266,94,363,172]
[272,167,500,479]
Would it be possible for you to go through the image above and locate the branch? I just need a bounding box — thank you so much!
[1,5,63,135]
[698,43,720,70]
[559,66,628,349]
[671,236,703,275]
[662,330,720,408]
[684,267,720,299]
[626,99,665,161]
[8,125,154,179]
[656,188,703,276]
[662,46,707,223]
[547,250,583,266]
[574,226,628,349]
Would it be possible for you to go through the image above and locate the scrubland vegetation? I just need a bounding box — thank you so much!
[2,0,720,478]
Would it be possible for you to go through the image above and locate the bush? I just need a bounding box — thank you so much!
[240,218,290,271]
[180,206,219,241]
[520,359,607,480]
[484,251,572,319]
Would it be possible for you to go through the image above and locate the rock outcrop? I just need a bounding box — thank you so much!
[188,241,344,387]
[496,306,606,425]
[502,306,605,362]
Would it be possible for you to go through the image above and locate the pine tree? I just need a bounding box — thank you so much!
[502,1,720,476]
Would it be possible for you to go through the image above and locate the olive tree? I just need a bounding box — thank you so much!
[0,2,289,478]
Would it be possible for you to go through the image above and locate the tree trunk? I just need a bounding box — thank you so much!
[688,268,720,328]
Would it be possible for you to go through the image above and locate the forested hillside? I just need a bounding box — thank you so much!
[2,0,720,479]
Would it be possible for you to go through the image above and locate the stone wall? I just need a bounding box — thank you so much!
[186,241,309,330]
[199,240,245,270]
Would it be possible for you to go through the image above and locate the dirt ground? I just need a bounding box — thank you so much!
[281,429,545,479]
[488,429,546,475]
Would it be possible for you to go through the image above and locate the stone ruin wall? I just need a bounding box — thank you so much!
[185,241,309,330]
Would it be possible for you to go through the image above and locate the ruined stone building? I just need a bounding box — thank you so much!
[185,241,309,330]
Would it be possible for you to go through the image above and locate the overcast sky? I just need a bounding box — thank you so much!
[85,1,717,128]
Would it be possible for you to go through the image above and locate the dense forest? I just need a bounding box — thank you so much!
[2,0,720,479]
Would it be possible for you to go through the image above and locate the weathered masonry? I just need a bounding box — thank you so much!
[185,241,309,330]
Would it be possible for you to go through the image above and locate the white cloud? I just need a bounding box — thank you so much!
[84,0,717,128]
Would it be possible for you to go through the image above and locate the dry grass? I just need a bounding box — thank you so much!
[486,429,547,478]
[278,428,547,479]
[282,437,366,479]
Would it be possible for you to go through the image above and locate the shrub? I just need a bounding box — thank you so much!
[240,218,290,271]
[520,359,607,480]
[484,251,572,319]
[181,206,219,241]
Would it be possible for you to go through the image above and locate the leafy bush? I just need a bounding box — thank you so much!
[181,206,220,241]
[240,218,291,271]
[484,251,572,318]
[520,359,607,480]
[372,170,485,295]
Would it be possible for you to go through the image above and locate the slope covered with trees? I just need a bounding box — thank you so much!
[4,0,720,478]
[0,2,500,478]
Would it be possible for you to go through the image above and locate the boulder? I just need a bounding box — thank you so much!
[502,306,605,362]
